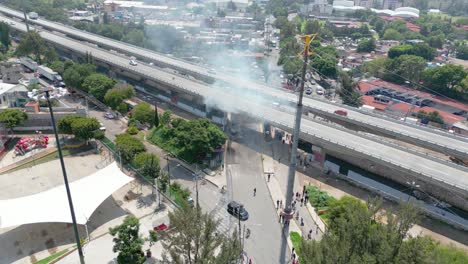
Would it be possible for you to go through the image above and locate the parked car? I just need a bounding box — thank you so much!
[104,112,115,119]
[305,88,312,95]
[99,122,106,131]
[334,109,348,116]
[227,201,249,221]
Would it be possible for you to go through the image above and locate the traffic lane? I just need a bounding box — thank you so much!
[230,124,288,263]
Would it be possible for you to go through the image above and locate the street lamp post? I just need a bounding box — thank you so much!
[43,87,85,264]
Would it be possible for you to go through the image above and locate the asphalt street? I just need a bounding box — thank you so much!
[228,121,291,263]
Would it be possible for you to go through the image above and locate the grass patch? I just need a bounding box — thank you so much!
[290,231,302,261]
[33,249,68,264]
[306,185,336,223]
[101,136,116,151]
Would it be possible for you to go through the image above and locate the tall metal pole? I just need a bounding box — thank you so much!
[21,0,30,32]
[44,89,85,264]
[283,34,316,230]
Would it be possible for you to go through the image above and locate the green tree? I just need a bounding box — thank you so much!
[362,57,390,79]
[0,109,28,133]
[58,115,83,134]
[384,55,427,84]
[133,152,160,179]
[310,57,337,79]
[104,84,135,110]
[160,110,172,127]
[49,60,65,75]
[63,63,96,89]
[427,33,445,48]
[0,22,11,48]
[357,38,376,52]
[115,133,146,163]
[161,204,241,264]
[70,117,100,141]
[122,29,145,46]
[456,45,468,60]
[15,31,47,64]
[132,102,155,125]
[339,72,362,107]
[57,115,100,141]
[388,43,436,61]
[109,215,145,264]
[382,28,403,40]
[421,64,467,96]
[300,197,422,264]
[304,20,320,34]
[82,73,115,100]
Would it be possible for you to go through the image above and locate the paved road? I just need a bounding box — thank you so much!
[228,121,290,263]
[1,4,466,159]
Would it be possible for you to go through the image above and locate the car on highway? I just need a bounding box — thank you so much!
[227,201,249,221]
[129,60,138,66]
[334,109,348,116]
[104,112,115,119]
[316,87,324,95]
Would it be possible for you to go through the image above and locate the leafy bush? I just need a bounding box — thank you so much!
[126,126,139,135]
[306,185,336,209]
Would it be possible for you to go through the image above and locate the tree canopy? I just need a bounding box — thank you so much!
[0,22,11,49]
[0,109,28,132]
[388,44,436,61]
[104,84,135,111]
[15,31,47,64]
[115,133,146,163]
[149,117,226,163]
[132,152,160,180]
[132,102,155,125]
[82,73,116,101]
[63,63,97,89]
[161,203,241,264]
[57,115,100,141]
[357,38,376,52]
[109,215,145,264]
[297,196,468,264]
[421,64,467,98]
[339,72,362,107]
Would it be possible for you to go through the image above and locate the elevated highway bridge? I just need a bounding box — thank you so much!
[1,14,467,212]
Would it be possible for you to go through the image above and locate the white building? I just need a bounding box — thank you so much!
[300,0,333,16]
[0,83,28,109]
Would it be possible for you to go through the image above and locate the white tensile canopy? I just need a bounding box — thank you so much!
[0,162,133,229]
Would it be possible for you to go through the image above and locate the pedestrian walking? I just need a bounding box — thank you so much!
[249,258,252,264]
[253,188,256,196]
[276,199,280,209]
[302,185,306,196]
[301,218,304,226]
[280,200,283,209]
[292,247,295,255]
[296,211,300,220]
[300,197,304,206]
[268,174,271,182]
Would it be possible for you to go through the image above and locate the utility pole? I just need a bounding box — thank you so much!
[154,100,159,127]
[43,87,85,264]
[282,34,316,237]
[21,0,29,32]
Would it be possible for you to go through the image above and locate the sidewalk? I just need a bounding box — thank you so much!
[260,128,325,243]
